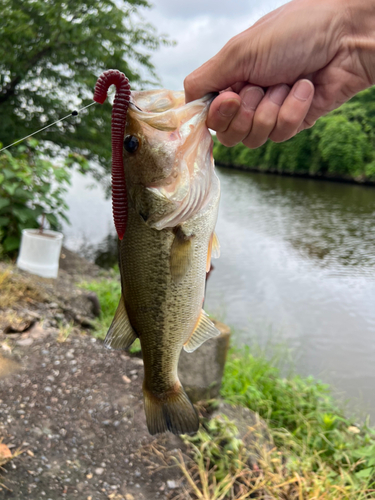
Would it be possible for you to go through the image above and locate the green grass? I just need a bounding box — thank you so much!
[178,347,375,499]
[79,275,141,353]
[78,276,375,498]
[221,347,375,473]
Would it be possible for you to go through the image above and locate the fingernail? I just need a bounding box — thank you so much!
[242,87,264,110]
[294,80,313,101]
[218,99,240,117]
[269,84,289,106]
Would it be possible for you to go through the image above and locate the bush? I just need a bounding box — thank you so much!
[212,87,375,181]
[0,140,86,256]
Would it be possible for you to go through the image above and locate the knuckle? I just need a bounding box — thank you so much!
[216,133,239,148]
[229,122,250,138]
[277,111,299,129]
[254,110,276,131]
[183,73,196,93]
[269,132,292,143]
[242,135,267,150]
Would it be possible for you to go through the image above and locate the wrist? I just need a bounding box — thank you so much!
[342,0,375,83]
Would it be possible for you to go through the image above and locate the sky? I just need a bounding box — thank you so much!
[139,0,288,91]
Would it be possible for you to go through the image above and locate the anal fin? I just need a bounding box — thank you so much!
[183,309,220,353]
[104,294,137,350]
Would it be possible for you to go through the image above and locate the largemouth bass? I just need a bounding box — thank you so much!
[94,71,220,435]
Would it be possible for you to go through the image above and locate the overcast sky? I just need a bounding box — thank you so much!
[139,0,288,90]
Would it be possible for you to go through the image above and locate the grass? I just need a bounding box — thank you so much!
[177,347,375,499]
[79,275,141,353]
[0,266,44,309]
[77,276,375,498]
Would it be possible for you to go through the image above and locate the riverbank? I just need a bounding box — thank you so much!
[212,86,375,185]
[215,160,375,187]
[1,258,375,499]
[72,271,375,498]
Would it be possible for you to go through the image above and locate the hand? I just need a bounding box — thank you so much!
[184,0,375,148]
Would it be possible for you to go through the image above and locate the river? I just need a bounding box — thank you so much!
[62,167,375,420]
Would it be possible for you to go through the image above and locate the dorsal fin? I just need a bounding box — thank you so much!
[183,310,220,353]
[104,294,137,350]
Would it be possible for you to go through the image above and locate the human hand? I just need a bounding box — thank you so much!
[184,0,375,148]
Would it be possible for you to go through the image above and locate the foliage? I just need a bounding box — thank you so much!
[0,0,171,177]
[0,266,44,308]
[0,140,74,255]
[221,347,375,486]
[171,347,375,499]
[179,413,375,500]
[213,87,375,182]
[79,274,141,352]
[80,275,142,352]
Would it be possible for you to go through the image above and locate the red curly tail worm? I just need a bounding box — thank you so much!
[93,70,131,240]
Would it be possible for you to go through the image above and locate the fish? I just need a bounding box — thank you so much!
[94,71,221,435]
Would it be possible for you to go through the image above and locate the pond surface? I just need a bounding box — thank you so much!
[62,167,375,420]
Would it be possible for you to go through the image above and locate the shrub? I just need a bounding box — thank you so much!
[0,140,86,255]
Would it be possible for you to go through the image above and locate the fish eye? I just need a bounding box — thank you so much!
[124,135,139,153]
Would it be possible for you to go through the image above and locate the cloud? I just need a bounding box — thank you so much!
[140,0,288,91]
[148,0,254,19]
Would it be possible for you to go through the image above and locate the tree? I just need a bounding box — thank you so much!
[0,139,76,254]
[0,0,170,176]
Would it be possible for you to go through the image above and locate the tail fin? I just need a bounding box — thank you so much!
[143,383,199,435]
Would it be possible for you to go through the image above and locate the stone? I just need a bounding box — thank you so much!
[16,337,34,347]
[212,403,273,466]
[167,480,178,489]
[178,319,231,402]
[95,467,104,475]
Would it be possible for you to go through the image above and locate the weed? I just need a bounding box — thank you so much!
[79,277,121,339]
[57,322,74,343]
[0,266,43,309]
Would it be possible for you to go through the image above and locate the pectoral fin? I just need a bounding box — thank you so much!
[104,294,137,350]
[206,232,220,272]
[183,309,220,353]
[170,227,194,284]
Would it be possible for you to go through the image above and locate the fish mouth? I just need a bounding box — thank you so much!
[128,91,215,132]
[126,90,217,230]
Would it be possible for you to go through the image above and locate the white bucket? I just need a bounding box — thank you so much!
[17,229,64,278]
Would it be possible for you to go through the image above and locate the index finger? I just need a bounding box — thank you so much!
[184,40,248,103]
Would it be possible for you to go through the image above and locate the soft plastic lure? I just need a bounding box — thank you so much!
[94,70,131,240]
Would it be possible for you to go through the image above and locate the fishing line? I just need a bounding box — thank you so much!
[0,101,97,153]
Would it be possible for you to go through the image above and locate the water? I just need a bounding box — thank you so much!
[62,167,375,419]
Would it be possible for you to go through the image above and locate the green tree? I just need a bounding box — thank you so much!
[313,115,371,176]
[0,0,170,176]
[0,140,77,255]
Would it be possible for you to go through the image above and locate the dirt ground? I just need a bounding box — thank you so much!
[0,251,186,500]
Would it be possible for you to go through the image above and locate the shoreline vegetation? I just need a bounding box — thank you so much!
[82,275,375,499]
[213,87,375,187]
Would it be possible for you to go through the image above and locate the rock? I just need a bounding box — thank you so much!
[212,403,274,465]
[178,319,231,402]
[0,356,20,379]
[28,322,48,340]
[95,467,104,475]
[166,480,178,489]
[16,337,34,347]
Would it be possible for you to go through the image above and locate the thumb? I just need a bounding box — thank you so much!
[184,38,249,103]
